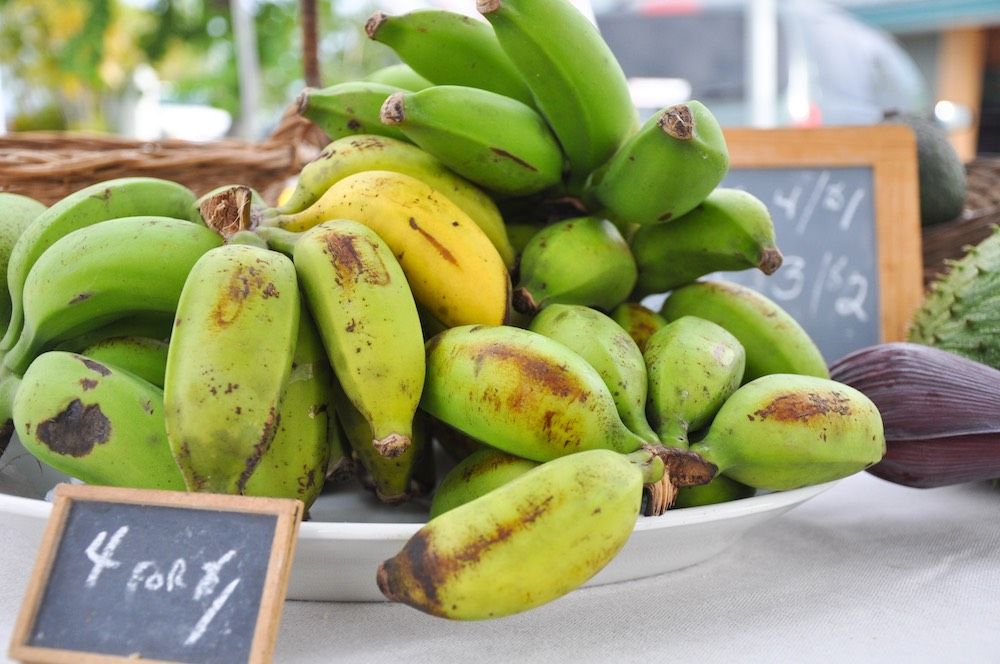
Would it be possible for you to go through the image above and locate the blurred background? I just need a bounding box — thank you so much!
[0,0,996,162]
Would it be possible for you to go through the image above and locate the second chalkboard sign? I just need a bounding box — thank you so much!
[9,485,302,664]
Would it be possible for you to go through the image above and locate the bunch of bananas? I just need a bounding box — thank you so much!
[0,0,890,622]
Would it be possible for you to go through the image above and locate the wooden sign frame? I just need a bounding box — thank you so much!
[723,125,922,343]
[9,484,303,664]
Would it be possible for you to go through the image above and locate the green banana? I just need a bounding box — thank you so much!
[586,102,729,226]
[610,302,666,353]
[0,179,196,353]
[631,188,783,294]
[0,193,46,334]
[689,374,885,490]
[505,222,542,258]
[479,0,637,182]
[53,313,173,354]
[4,217,223,375]
[380,86,564,196]
[659,280,829,382]
[513,217,636,314]
[364,63,433,90]
[331,376,426,503]
[674,476,755,508]
[366,9,534,107]
[164,244,300,494]
[429,447,539,519]
[378,448,663,620]
[421,325,648,461]
[297,81,410,143]
[13,351,184,490]
[80,336,169,388]
[644,316,746,449]
[269,134,516,267]
[530,304,659,444]
[294,221,424,458]
[243,305,332,510]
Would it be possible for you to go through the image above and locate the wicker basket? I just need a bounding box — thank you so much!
[922,157,1000,285]
[0,104,329,207]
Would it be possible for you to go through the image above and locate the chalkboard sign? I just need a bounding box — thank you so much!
[678,126,921,364]
[9,485,302,664]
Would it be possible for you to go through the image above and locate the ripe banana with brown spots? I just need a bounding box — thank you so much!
[378,448,663,620]
[294,221,424,459]
[164,244,300,494]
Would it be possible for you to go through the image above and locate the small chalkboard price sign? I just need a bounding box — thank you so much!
[9,484,302,664]
[716,125,922,363]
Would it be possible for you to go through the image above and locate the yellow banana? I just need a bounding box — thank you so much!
[265,170,510,327]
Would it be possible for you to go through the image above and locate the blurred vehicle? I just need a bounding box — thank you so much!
[594,0,930,126]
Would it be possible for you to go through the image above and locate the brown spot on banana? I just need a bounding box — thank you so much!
[80,358,111,376]
[365,10,387,38]
[324,233,390,286]
[212,264,266,328]
[79,378,98,391]
[69,293,92,305]
[489,148,539,172]
[752,391,853,422]
[37,399,111,457]
[472,343,590,403]
[236,406,280,494]
[407,218,459,266]
[758,246,784,275]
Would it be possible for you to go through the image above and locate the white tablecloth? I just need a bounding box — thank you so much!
[2,471,998,663]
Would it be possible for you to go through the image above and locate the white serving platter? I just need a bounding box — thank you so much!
[0,435,836,602]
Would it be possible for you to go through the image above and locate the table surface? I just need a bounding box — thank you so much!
[2,471,998,663]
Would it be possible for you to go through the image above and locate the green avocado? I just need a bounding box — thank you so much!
[883,111,967,226]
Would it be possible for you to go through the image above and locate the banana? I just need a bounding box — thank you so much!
[13,351,184,490]
[478,0,637,182]
[79,336,169,388]
[53,313,173,354]
[331,376,426,502]
[269,135,516,268]
[429,418,482,462]
[644,316,745,449]
[364,63,433,90]
[429,447,539,519]
[585,102,729,226]
[610,302,666,353]
[504,222,542,258]
[674,476,755,508]
[365,9,534,107]
[164,244,299,494]
[529,304,659,444]
[294,221,424,458]
[1,178,196,352]
[659,280,829,382]
[265,170,510,328]
[632,188,783,294]
[513,217,636,315]
[380,86,564,196]
[689,374,885,490]
[421,325,648,461]
[377,448,663,620]
[4,217,223,375]
[297,82,410,143]
[0,193,46,334]
[243,305,332,510]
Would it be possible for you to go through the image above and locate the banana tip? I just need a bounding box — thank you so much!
[658,104,694,140]
[295,88,313,115]
[511,286,539,315]
[365,11,387,39]
[380,93,406,126]
[758,247,784,275]
[374,433,411,458]
[477,0,501,13]
[375,561,398,601]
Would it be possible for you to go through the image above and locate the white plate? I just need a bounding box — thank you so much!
[0,435,836,602]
